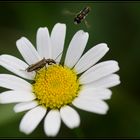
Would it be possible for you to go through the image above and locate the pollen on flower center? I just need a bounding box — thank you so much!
[32,65,80,109]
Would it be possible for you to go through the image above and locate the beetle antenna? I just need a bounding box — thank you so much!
[54,51,63,61]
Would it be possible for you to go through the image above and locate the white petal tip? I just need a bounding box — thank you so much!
[60,106,80,129]
[14,110,21,113]
[95,43,109,54]
[115,75,121,86]
[52,23,66,33]
[73,98,109,115]
[102,43,109,51]
[0,54,4,58]
[0,99,5,104]
[55,23,66,26]
[102,108,109,114]
[38,27,48,31]
[101,104,109,115]
[19,106,46,135]
[16,36,25,41]
[114,61,120,71]
[13,107,18,113]
[45,132,58,137]
[0,95,8,104]
[77,30,89,36]
[19,127,31,135]
[16,37,24,46]
[118,80,121,84]
[44,110,61,137]
[68,123,80,129]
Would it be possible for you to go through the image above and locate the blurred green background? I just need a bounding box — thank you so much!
[0,1,140,138]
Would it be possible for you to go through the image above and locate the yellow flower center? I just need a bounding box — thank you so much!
[32,65,80,109]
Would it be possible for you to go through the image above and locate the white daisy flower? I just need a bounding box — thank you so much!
[0,23,120,137]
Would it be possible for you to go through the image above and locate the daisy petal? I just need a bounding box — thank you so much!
[73,97,109,115]
[20,106,46,135]
[79,60,119,84]
[79,87,112,100]
[64,30,89,68]
[16,37,41,65]
[0,55,35,80]
[14,101,38,113]
[74,43,109,74]
[36,27,52,58]
[51,23,66,62]
[0,90,36,104]
[44,110,61,137]
[0,74,32,91]
[60,105,80,129]
[84,74,120,89]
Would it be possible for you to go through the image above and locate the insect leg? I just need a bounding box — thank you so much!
[44,64,47,80]
[35,69,40,74]
[84,19,90,29]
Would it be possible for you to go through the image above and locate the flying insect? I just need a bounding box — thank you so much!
[63,6,91,28]
[74,6,91,25]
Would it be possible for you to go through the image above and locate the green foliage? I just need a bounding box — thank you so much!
[0,2,140,138]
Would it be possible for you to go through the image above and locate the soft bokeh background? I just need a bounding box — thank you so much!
[0,1,140,138]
